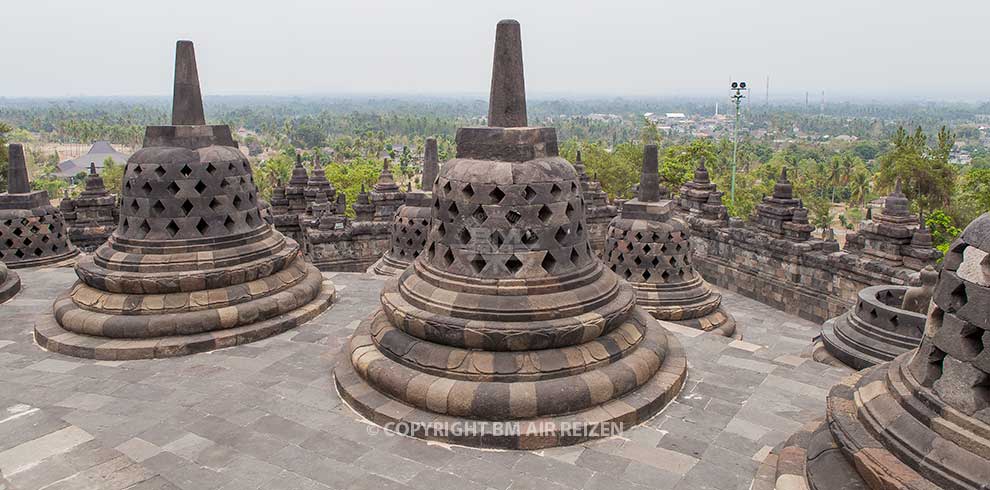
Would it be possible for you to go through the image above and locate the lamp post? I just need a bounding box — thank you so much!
[729,81,748,206]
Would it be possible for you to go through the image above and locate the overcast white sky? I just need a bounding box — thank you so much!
[5,0,988,100]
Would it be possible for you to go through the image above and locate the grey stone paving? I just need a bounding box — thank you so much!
[0,264,852,490]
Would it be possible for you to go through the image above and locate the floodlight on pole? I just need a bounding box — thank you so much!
[729,81,748,207]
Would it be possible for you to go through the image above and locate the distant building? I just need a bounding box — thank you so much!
[56,141,129,177]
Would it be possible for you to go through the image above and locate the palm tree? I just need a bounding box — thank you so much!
[848,168,871,205]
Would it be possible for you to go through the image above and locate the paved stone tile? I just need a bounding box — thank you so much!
[0,269,855,489]
[115,438,162,463]
[161,433,213,461]
[26,358,82,374]
[0,425,94,476]
[620,460,682,488]
[41,456,155,490]
[512,451,594,489]
[353,449,430,484]
[574,447,632,475]
[54,393,116,411]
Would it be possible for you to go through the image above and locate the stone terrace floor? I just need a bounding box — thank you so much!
[0,266,853,490]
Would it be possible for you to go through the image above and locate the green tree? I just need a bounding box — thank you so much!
[805,196,833,232]
[925,209,961,255]
[876,126,956,215]
[254,154,294,201]
[100,156,126,195]
[848,164,871,205]
[661,139,717,190]
[323,158,382,218]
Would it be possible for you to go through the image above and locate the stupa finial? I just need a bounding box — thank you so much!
[487,20,527,128]
[422,137,439,191]
[171,40,206,126]
[7,144,30,194]
[89,162,97,175]
[639,144,660,202]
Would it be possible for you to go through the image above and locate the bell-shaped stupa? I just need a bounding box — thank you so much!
[0,144,79,268]
[372,137,439,276]
[334,20,686,450]
[604,145,737,337]
[35,41,335,360]
[770,211,990,489]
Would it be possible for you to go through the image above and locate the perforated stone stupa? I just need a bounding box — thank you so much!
[769,211,990,490]
[61,162,119,251]
[814,266,937,370]
[604,145,737,337]
[334,20,686,449]
[0,144,79,268]
[371,138,438,276]
[0,259,20,304]
[34,40,335,360]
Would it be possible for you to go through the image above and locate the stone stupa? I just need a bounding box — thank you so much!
[0,144,79,268]
[371,137,439,276]
[844,181,941,269]
[678,158,728,223]
[604,145,737,337]
[769,211,990,490]
[815,265,937,370]
[0,259,20,304]
[334,20,686,450]
[369,158,405,222]
[572,150,617,254]
[61,162,119,251]
[304,154,335,219]
[753,167,814,241]
[35,41,335,360]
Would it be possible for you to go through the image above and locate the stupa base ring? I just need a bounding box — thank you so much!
[6,248,80,270]
[641,302,738,338]
[764,353,990,490]
[334,317,687,450]
[0,271,21,304]
[34,273,335,360]
[816,317,893,370]
[369,254,409,277]
[667,307,737,338]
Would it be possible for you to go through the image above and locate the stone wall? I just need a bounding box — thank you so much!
[306,221,390,272]
[685,216,920,324]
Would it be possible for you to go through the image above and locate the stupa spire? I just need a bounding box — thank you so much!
[639,144,660,202]
[171,40,206,126]
[7,144,30,194]
[487,19,527,127]
[422,137,439,190]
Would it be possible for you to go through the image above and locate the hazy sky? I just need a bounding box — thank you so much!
[5,0,988,100]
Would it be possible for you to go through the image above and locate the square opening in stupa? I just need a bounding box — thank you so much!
[0,10,987,490]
